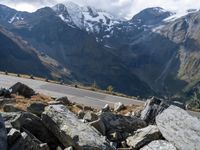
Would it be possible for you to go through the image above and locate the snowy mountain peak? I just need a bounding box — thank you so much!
[131,7,172,25]
[52,2,121,33]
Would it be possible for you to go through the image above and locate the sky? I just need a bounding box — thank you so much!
[0,0,200,19]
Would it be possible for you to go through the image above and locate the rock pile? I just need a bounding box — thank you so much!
[0,83,200,150]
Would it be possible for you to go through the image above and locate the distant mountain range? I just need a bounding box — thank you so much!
[0,2,200,100]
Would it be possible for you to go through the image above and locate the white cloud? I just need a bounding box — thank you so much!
[0,0,200,19]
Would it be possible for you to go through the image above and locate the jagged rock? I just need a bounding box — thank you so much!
[0,88,11,98]
[11,112,62,150]
[64,146,73,150]
[56,146,62,150]
[7,128,21,147]
[99,112,147,141]
[140,140,177,150]
[171,101,185,109]
[27,103,47,116]
[101,104,110,112]
[3,104,22,112]
[56,97,71,106]
[0,98,16,106]
[0,114,7,150]
[1,112,21,129]
[126,125,161,149]
[156,105,200,150]
[10,82,35,98]
[89,119,106,136]
[114,102,124,112]
[83,111,98,122]
[121,141,127,148]
[41,105,114,150]
[83,106,93,111]
[77,110,85,119]
[140,97,169,124]
[9,131,49,150]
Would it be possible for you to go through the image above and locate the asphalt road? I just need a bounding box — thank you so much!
[0,74,200,119]
[0,74,144,108]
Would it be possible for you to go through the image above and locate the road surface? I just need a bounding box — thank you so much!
[0,74,200,119]
[0,74,144,108]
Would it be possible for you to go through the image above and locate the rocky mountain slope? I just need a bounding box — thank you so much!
[1,2,200,99]
[0,4,154,97]
[0,26,72,81]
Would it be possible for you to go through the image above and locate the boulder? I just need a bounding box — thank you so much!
[0,98,16,107]
[10,82,35,98]
[64,146,73,150]
[11,112,62,150]
[99,112,147,141]
[0,88,11,98]
[0,114,7,150]
[156,105,200,150]
[140,140,177,150]
[77,110,85,119]
[27,103,47,116]
[89,119,106,136]
[83,111,98,122]
[9,131,49,150]
[7,128,21,147]
[55,97,71,106]
[1,112,21,129]
[41,105,114,150]
[114,102,124,112]
[126,125,161,149]
[171,101,185,109]
[140,97,169,124]
[101,104,110,112]
[3,104,22,112]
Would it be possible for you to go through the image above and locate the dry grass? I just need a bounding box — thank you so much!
[117,104,143,115]
[0,94,53,111]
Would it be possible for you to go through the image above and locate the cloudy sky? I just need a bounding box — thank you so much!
[0,0,200,19]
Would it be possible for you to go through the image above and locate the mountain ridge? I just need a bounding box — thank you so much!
[1,3,200,101]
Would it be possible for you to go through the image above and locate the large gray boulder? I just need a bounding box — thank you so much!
[83,111,98,122]
[9,131,49,150]
[126,125,161,149]
[89,119,106,136]
[41,105,114,150]
[140,140,177,150]
[55,97,71,106]
[10,82,35,98]
[0,88,11,98]
[27,102,47,116]
[11,112,62,150]
[0,114,7,150]
[99,112,147,142]
[114,102,124,112]
[156,105,200,150]
[140,97,169,124]
[7,128,21,147]
[1,112,21,129]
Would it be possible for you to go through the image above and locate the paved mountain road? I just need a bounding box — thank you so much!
[0,74,144,108]
[0,74,200,119]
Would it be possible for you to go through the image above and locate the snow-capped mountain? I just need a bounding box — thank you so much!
[52,2,121,33]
